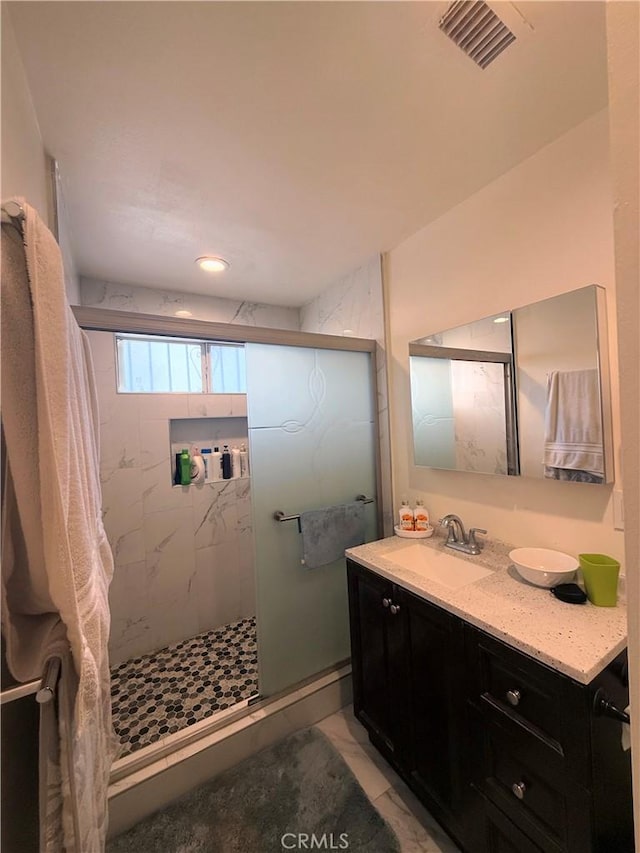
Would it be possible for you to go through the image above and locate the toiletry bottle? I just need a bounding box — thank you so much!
[190,448,206,485]
[231,446,241,479]
[180,448,191,486]
[201,447,212,482]
[174,452,182,485]
[239,444,249,477]
[221,445,232,479]
[414,499,430,531]
[211,447,222,480]
[399,500,414,531]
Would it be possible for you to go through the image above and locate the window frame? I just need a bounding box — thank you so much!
[114,333,246,395]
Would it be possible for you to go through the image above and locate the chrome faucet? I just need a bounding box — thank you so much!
[440,514,487,556]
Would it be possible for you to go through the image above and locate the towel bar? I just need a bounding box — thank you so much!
[0,679,40,705]
[593,688,631,725]
[273,495,375,525]
[0,656,62,705]
[36,657,61,704]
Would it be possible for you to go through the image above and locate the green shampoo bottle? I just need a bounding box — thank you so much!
[180,448,191,486]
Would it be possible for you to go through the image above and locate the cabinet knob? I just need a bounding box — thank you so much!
[511,781,526,800]
[506,689,522,707]
[382,597,391,608]
[390,604,401,615]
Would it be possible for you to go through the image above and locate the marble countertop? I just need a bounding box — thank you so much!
[346,532,627,685]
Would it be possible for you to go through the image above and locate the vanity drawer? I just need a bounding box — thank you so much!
[466,626,590,776]
[479,715,592,852]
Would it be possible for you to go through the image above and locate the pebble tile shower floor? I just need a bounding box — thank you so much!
[110,617,258,756]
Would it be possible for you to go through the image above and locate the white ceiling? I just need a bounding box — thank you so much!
[9,1,608,307]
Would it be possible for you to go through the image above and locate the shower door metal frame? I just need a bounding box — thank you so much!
[73,306,383,535]
[74,305,383,774]
[74,306,384,782]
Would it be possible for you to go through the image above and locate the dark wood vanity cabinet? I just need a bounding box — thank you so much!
[465,628,633,853]
[346,559,634,853]
[346,562,407,762]
[347,560,467,841]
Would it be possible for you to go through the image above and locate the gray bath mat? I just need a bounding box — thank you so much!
[107,727,401,853]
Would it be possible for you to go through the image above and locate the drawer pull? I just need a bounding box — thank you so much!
[511,781,527,800]
[506,688,522,707]
[390,604,401,616]
[382,598,391,608]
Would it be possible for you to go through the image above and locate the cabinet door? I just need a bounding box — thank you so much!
[400,587,465,825]
[346,561,405,760]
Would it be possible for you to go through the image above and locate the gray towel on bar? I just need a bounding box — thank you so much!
[299,501,366,569]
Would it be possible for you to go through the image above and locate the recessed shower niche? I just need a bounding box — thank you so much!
[169,416,250,486]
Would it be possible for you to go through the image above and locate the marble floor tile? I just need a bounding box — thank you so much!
[314,707,461,853]
[315,708,399,801]
[374,782,461,853]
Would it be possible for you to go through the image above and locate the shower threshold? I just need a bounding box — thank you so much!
[110,617,258,758]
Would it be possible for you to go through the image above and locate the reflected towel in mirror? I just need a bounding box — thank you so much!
[543,369,603,479]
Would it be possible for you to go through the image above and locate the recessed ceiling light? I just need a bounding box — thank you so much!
[196,256,229,273]
[175,309,193,318]
[493,316,509,324]
[342,329,354,336]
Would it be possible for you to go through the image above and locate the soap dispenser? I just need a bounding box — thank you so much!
[414,499,430,531]
[399,500,414,532]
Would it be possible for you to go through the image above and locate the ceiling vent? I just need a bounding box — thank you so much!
[439,1,516,69]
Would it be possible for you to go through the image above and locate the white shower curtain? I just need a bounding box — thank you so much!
[1,199,117,851]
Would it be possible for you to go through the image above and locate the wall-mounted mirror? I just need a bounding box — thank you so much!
[409,285,614,484]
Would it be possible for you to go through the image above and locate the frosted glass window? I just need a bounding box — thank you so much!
[117,336,203,392]
[208,344,246,393]
[116,335,246,394]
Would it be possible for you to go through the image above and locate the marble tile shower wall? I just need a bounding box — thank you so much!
[300,256,393,536]
[87,330,256,667]
[80,277,300,330]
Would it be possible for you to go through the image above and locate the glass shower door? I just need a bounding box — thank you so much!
[245,343,378,697]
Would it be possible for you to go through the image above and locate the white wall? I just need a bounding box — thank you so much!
[387,110,624,560]
[1,8,80,304]
[1,8,50,223]
[606,1,640,841]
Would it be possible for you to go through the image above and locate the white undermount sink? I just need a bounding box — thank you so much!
[379,543,494,590]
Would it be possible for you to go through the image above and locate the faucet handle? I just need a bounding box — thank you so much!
[468,527,487,549]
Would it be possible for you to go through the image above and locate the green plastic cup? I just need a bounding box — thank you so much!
[579,554,620,606]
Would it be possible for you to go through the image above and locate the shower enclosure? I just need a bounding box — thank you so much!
[78,308,380,762]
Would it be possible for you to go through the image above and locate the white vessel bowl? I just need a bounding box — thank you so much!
[509,547,578,588]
